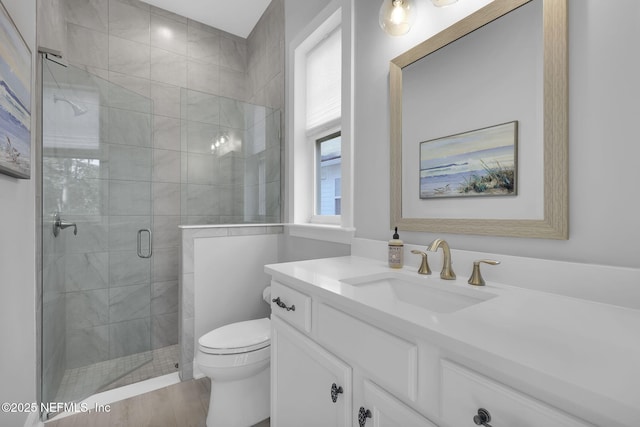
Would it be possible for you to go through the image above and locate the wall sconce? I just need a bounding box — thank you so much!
[379,0,459,36]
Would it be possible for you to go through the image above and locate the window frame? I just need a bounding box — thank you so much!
[287,0,354,243]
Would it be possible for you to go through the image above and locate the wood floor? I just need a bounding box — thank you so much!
[46,378,270,427]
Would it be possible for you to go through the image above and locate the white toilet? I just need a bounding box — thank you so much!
[196,290,271,427]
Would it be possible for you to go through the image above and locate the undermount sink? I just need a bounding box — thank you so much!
[342,272,496,314]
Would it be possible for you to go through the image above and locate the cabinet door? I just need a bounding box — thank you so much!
[357,380,437,427]
[271,316,352,427]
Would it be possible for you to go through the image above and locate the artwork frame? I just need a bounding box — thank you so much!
[419,121,518,199]
[0,0,32,179]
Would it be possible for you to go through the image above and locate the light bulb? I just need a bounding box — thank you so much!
[379,0,416,36]
[432,0,458,7]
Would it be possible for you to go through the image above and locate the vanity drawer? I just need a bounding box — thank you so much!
[270,281,311,333]
[441,360,593,427]
[317,303,418,402]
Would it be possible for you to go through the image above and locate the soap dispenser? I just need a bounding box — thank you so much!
[388,227,404,268]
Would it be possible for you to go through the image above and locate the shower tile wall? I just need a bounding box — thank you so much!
[51,0,284,357]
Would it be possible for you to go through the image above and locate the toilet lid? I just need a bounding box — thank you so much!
[199,318,270,355]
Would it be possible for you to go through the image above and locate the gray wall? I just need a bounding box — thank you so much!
[352,0,640,269]
[0,1,37,426]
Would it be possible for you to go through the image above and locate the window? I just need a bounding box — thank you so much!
[316,132,341,215]
[289,3,353,243]
[305,24,342,222]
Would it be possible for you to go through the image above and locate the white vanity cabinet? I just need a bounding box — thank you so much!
[271,315,352,427]
[269,278,597,427]
[270,281,437,427]
[440,360,594,427]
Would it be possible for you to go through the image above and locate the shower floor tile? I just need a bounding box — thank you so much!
[54,345,179,403]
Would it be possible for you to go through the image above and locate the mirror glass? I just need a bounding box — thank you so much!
[389,0,567,239]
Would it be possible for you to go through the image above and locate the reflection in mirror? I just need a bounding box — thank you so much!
[390,0,567,239]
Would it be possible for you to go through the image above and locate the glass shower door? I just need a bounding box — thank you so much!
[41,57,154,413]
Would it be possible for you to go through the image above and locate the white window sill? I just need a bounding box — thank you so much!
[287,223,355,245]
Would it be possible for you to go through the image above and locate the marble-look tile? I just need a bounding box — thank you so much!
[264,73,284,110]
[66,325,110,369]
[186,120,218,154]
[63,215,109,253]
[109,250,151,287]
[153,182,181,216]
[185,184,218,216]
[150,82,181,119]
[107,72,152,113]
[151,14,187,55]
[219,97,245,129]
[150,47,187,87]
[218,185,244,217]
[153,148,181,183]
[265,146,281,183]
[64,0,108,33]
[180,315,194,380]
[218,153,244,185]
[65,252,109,291]
[109,283,151,322]
[108,0,150,44]
[179,275,194,318]
[187,23,220,64]
[109,215,152,252]
[151,312,179,349]
[109,317,151,358]
[186,90,219,124]
[152,215,180,249]
[187,152,216,185]
[219,36,247,72]
[266,110,282,149]
[266,181,281,217]
[109,144,152,181]
[108,35,150,80]
[108,108,152,147]
[265,39,283,84]
[150,5,187,24]
[187,59,219,94]
[219,67,246,102]
[151,280,178,315]
[153,247,179,282]
[153,115,181,151]
[110,180,152,216]
[66,23,109,70]
[66,290,109,329]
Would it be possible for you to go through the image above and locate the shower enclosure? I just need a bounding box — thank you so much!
[40,55,283,418]
[40,57,157,414]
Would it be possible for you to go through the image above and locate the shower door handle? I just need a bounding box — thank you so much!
[137,229,152,258]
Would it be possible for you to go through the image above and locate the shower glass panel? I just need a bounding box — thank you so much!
[181,88,281,225]
[41,57,153,414]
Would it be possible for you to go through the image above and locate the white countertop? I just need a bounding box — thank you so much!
[265,255,640,427]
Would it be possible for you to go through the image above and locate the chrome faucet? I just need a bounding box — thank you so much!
[426,239,456,280]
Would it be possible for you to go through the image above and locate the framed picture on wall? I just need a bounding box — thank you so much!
[0,0,32,179]
[419,121,518,199]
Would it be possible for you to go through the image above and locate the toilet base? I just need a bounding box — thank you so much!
[206,364,270,427]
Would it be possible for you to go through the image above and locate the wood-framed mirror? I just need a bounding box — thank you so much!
[390,0,568,239]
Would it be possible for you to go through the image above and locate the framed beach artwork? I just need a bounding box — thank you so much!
[0,0,31,179]
[419,121,518,199]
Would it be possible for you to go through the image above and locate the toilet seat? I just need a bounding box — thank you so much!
[199,318,270,355]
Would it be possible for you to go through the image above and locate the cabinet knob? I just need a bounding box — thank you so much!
[330,383,343,403]
[358,407,372,427]
[272,297,295,311]
[473,408,493,426]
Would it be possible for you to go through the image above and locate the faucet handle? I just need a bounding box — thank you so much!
[410,250,431,275]
[468,259,500,286]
